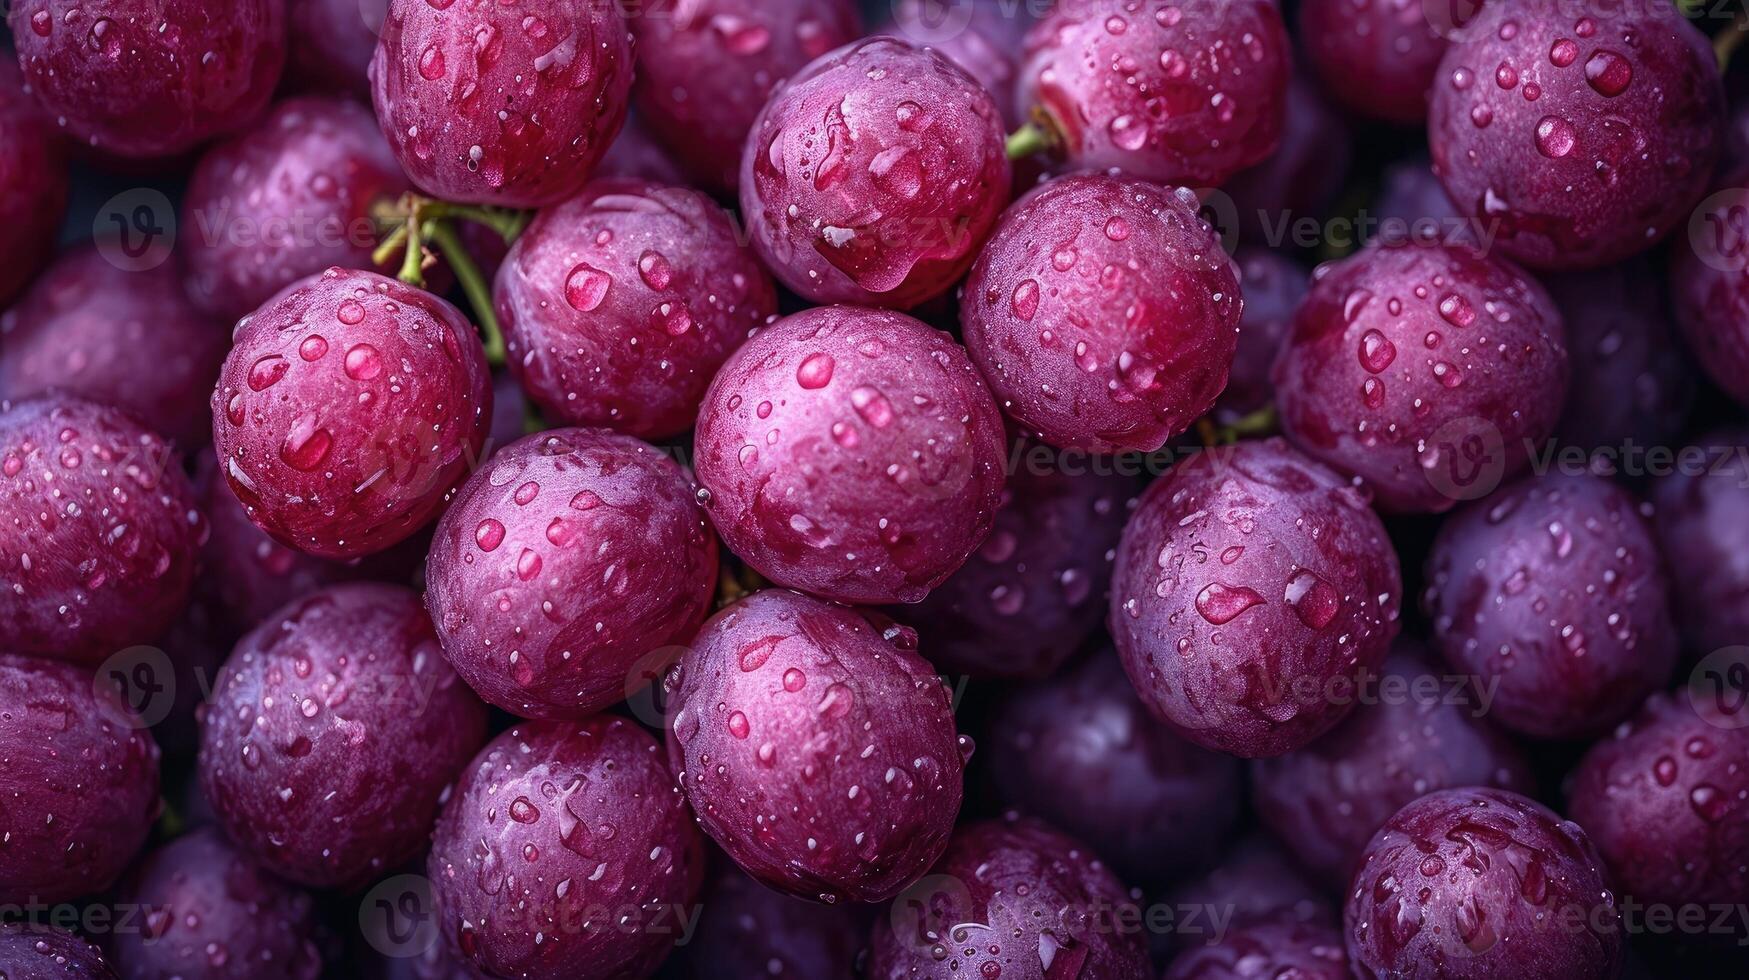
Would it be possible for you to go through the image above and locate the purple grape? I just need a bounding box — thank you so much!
[424,428,719,720]
[1164,916,1350,980]
[693,305,1007,605]
[668,866,867,980]
[960,173,1242,454]
[1224,72,1353,246]
[594,114,687,186]
[1251,645,1536,887]
[0,59,67,308]
[1300,0,1476,124]
[1648,430,1749,655]
[1424,471,1677,739]
[1672,177,1749,409]
[1371,157,1467,245]
[1344,788,1622,980]
[739,37,1010,309]
[666,589,964,903]
[0,923,115,979]
[1164,836,1337,935]
[1215,248,1308,425]
[0,246,227,446]
[1273,241,1569,514]
[494,179,777,440]
[1111,439,1403,758]
[989,652,1244,885]
[285,0,384,96]
[881,0,1034,127]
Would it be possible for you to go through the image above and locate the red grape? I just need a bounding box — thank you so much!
[371,0,634,207]
[1428,0,1725,270]
[628,0,862,194]
[1215,248,1308,425]
[1111,439,1403,758]
[8,0,286,159]
[666,589,964,903]
[882,0,1034,126]
[0,60,67,308]
[1344,788,1621,980]
[1,246,227,446]
[0,396,208,666]
[428,717,705,980]
[740,37,1011,309]
[694,305,1007,605]
[495,179,777,440]
[961,173,1242,453]
[1017,0,1291,186]
[182,97,415,322]
[286,0,384,96]
[1424,471,1677,740]
[1274,241,1569,514]
[424,429,718,720]
[1300,0,1476,125]
[211,268,493,560]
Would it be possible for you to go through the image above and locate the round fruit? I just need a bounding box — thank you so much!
[199,583,489,889]
[371,0,634,207]
[428,717,705,980]
[1425,471,1677,740]
[961,173,1242,453]
[1224,72,1352,245]
[211,268,493,560]
[0,246,227,446]
[1,396,208,666]
[628,0,862,194]
[1250,644,1536,887]
[285,0,382,95]
[1649,430,1749,655]
[0,923,114,979]
[1373,156,1467,244]
[425,428,718,719]
[0,653,159,904]
[182,97,415,322]
[1568,690,1749,909]
[888,454,1135,679]
[1428,1,1725,270]
[670,867,867,980]
[0,59,67,309]
[881,0,1033,126]
[1672,178,1749,409]
[1165,917,1350,980]
[8,0,286,158]
[108,828,324,980]
[989,652,1244,885]
[1300,0,1472,124]
[1017,0,1291,185]
[1273,241,1569,514]
[494,178,777,439]
[865,816,1153,980]
[694,305,1006,605]
[666,589,964,903]
[1164,836,1336,935]
[1111,438,1403,758]
[1547,261,1693,454]
[740,37,1010,309]
[1344,788,1622,980]
[1215,248,1308,425]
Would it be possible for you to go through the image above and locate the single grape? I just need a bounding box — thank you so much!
[1017,0,1290,186]
[628,0,862,194]
[740,37,1010,309]
[1273,240,1569,514]
[1428,0,1725,270]
[0,246,227,446]
[429,717,705,980]
[961,173,1242,453]
[0,653,159,905]
[211,268,493,560]
[1649,430,1749,655]
[1251,644,1535,888]
[666,589,964,903]
[1371,156,1468,245]
[1300,0,1477,124]
[1215,248,1308,425]
[199,584,490,889]
[1672,176,1749,409]
[371,0,634,207]
[1224,72,1353,246]
[0,59,67,308]
[865,816,1153,979]
[8,0,286,158]
[1164,836,1337,936]
[693,305,1007,605]
[285,0,383,96]
[0,923,115,979]
[1424,471,1677,740]
[425,428,715,719]
[495,179,777,439]
[1110,439,1403,758]
[0,396,208,666]
[668,866,868,980]
[989,652,1244,885]
[888,452,1136,679]
[182,97,416,322]
[1165,916,1351,980]
[1344,788,1621,980]
[881,0,1034,126]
